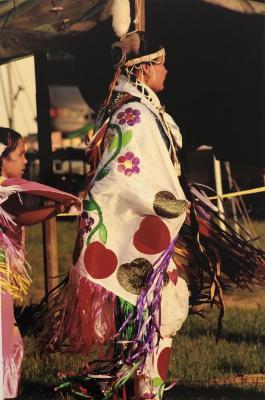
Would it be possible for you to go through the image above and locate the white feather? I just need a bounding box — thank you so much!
[0,185,23,228]
[111,0,131,38]
[0,185,22,205]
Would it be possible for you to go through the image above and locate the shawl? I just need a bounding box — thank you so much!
[73,76,189,305]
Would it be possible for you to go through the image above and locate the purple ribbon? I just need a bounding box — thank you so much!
[122,238,177,367]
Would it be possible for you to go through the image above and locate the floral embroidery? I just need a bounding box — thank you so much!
[117,152,140,176]
[117,107,141,126]
[79,211,95,235]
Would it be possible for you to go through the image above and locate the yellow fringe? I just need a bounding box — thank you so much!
[0,262,31,302]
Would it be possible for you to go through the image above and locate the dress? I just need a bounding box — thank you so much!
[41,76,190,399]
[0,177,26,399]
[0,177,78,399]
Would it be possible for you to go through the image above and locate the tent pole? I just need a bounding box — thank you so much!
[213,154,226,231]
[34,53,59,298]
[34,53,53,182]
[7,64,14,129]
[134,0,145,31]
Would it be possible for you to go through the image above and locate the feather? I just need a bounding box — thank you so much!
[0,184,22,204]
[0,184,23,227]
[111,0,131,38]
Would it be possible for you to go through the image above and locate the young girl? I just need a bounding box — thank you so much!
[0,127,79,399]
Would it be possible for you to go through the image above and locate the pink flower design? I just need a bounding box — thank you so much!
[117,152,140,176]
[117,107,141,126]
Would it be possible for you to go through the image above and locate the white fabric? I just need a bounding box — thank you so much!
[74,78,188,307]
[115,75,183,148]
[160,277,190,337]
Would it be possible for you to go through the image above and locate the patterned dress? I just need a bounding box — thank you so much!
[42,76,190,399]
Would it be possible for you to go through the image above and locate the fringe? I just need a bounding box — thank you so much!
[0,231,31,302]
[37,269,117,355]
[174,183,265,336]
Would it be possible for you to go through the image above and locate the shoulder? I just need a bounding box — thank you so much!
[111,101,157,128]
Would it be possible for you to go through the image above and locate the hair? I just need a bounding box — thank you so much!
[0,127,22,173]
[127,32,163,61]
[0,127,22,159]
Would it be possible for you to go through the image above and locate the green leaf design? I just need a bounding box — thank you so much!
[96,168,110,181]
[83,199,97,211]
[152,377,164,387]
[108,135,119,152]
[99,224,107,244]
[121,130,132,147]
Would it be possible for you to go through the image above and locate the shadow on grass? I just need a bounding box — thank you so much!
[19,381,265,400]
[164,384,265,400]
[19,380,60,399]
[15,304,41,336]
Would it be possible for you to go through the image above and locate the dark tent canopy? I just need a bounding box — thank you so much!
[0,0,264,165]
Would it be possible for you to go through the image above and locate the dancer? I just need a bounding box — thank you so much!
[41,32,190,400]
[40,32,265,400]
[0,127,79,399]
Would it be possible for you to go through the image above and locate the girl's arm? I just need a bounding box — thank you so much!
[14,201,73,226]
[3,194,77,226]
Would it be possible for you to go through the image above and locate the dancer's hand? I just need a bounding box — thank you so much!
[56,199,81,214]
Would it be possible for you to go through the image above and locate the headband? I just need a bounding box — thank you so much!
[124,48,165,68]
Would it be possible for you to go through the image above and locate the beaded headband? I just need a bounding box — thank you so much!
[124,48,165,67]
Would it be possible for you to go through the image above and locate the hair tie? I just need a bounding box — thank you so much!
[0,142,7,157]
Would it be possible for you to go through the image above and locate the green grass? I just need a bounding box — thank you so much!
[19,308,265,399]
[17,219,265,399]
[251,219,265,250]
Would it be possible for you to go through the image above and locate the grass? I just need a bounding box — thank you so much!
[19,308,265,399]
[16,218,265,399]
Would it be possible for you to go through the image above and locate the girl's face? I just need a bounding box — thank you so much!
[2,138,28,179]
[137,55,168,93]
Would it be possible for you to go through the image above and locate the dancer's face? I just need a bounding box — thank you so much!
[138,55,168,93]
[2,138,28,179]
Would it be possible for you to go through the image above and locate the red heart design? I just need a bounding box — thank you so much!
[133,216,171,255]
[167,269,178,285]
[157,347,172,381]
[84,241,118,279]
